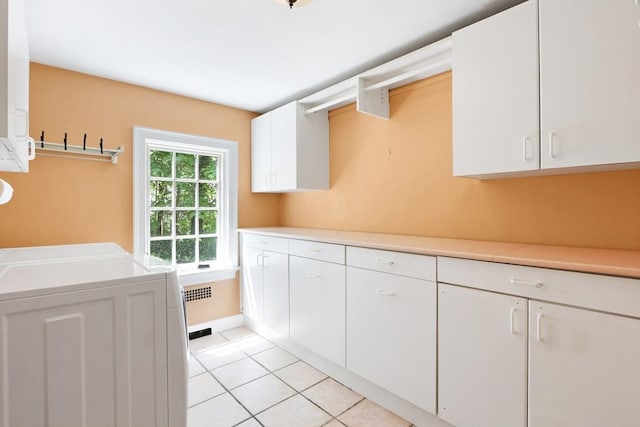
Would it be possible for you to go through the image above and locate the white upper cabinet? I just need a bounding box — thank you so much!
[453,0,539,177]
[251,100,329,193]
[0,0,32,173]
[453,0,640,178]
[539,0,640,170]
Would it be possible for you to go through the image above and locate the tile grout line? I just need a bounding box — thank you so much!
[189,329,410,427]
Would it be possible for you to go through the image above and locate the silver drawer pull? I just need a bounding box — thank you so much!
[258,239,268,245]
[307,273,321,279]
[376,289,396,296]
[307,248,322,253]
[375,257,395,266]
[510,278,543,288]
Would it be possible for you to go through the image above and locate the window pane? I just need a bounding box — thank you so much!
[176,238,195,264]
[150,150,172,178]
[176,153,196,179]
[199,210,217,234]
[176,210,196,235]
[199,155,218,181]
[199,237,217,262]
[199,183,217,208]
[176,182,196,207]
[150,180,172,207]
[150,210,172,237]
[150,240,172,262]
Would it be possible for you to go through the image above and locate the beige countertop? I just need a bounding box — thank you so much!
[239,227,640,279]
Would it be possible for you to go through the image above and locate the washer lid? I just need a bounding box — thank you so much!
[0,243,174,301]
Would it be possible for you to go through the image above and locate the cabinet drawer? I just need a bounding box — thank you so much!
[438,257,640,318]
[288,239,345,264]
[242,233,288,253]
[347,246,436,281]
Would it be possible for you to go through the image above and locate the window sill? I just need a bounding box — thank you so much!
[178,266,239,286]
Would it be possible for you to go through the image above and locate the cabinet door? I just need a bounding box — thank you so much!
[539,0,640,169]
[438,283,527,427]
[251,113,272,192]
[270,101,298,191]
[242,246,264,322]
[452,0,539,177]
[529,301,640,427]
[0,0,30,172]
[262,250,289,339]
[0,280,168,427]
[289,256,345,367]
[346,267,436,413]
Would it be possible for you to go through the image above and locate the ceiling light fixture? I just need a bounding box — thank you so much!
[276,0,313,9]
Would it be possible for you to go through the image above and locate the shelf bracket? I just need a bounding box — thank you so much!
[357,77,389,119]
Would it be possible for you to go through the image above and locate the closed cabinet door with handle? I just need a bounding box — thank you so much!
[262,251,289,339]
[242,246,265,322]
[528,301,640,427]
[438,283,527,427]
[539,0,640,169]
[347,267,436,413]
[289,255,345,367]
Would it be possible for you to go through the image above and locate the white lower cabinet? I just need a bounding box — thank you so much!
[289,255,346,367]
[262,251,289,338]
[529,301,640,427]
[438,266,640,427]
[347,266,436,413]
[241,234,289,339]
[242,245,265,322]
[438,283,527,427]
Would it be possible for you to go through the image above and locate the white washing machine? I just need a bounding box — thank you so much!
[0,242,188,427]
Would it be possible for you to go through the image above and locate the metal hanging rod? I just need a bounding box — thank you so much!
[34,131,124,164]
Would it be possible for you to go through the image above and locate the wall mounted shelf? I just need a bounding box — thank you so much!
[35,140,124,164]
[299,36,452,119]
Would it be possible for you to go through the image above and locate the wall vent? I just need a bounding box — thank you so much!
[184,286,212,302]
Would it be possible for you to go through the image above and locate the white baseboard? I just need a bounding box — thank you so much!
[188,314,244,334]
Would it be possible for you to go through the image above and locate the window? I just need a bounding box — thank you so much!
[133,127,238,284]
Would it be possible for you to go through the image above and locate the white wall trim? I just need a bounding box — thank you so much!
[187,313,244,334]
[132,126,239,282]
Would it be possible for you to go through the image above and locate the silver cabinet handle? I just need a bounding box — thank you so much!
[510,278,543,288]
[375,257,395,266]
[307,273,321,279]
[536,313,544,342]
[548,131,558,158]
[522,136,533,161]
[510,307,516,334]
[375,289,396,296]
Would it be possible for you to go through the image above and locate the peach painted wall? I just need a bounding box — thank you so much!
[0,63,280,250]
[0,63,281,323]
[281,72,640,250]
[185,280,239,326]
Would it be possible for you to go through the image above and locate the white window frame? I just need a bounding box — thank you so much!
[133,127,238,284]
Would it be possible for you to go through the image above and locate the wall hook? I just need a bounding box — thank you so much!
[99,138,103,154]
[64,132,68,151]
[83,133,87,151]
[40,130,45,148]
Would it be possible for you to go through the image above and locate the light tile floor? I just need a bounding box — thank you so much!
[188,326,413,427]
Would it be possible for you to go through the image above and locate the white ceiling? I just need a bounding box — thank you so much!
[24,0,521,114]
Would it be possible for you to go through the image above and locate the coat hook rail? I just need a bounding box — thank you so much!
[34,131,124,164]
